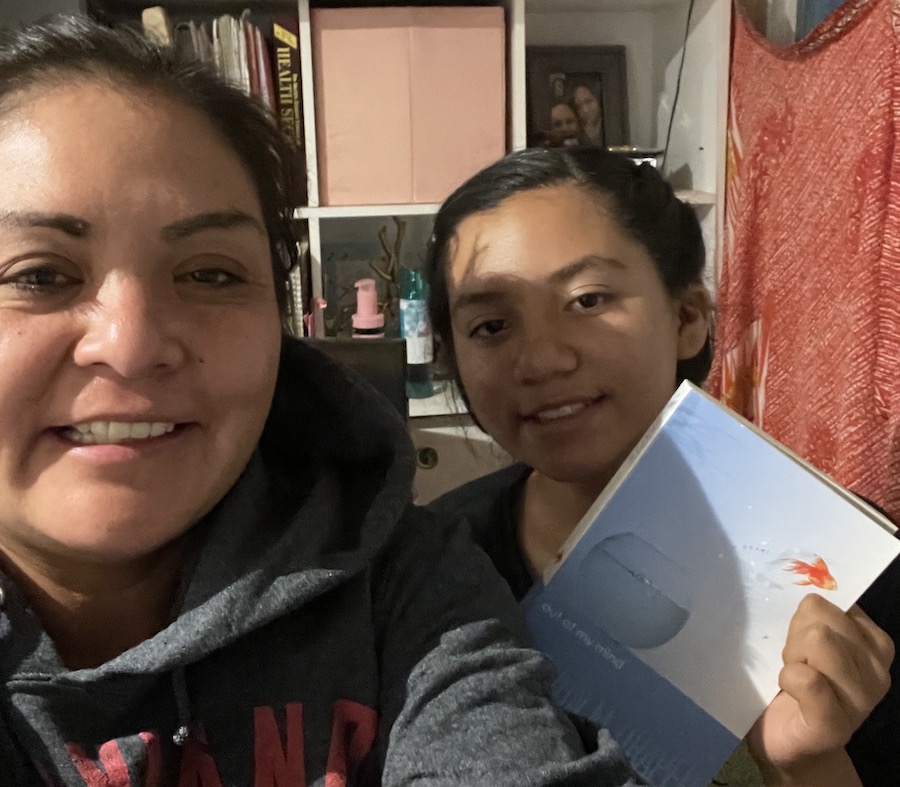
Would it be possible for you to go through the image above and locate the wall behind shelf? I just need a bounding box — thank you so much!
[0,0,85,26]
[653,0,727,194]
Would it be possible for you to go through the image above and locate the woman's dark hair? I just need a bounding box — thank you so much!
[425,146,712,416]
[0,13,298,318]
[569,79,602,104]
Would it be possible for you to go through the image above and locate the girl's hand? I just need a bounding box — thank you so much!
[747,594,894,786]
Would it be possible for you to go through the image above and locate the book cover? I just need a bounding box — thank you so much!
[522,381,900,787]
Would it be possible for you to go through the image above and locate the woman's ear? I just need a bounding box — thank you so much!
[676,284,713,361]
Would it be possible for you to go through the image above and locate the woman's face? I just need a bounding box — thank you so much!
[0,81,282,564]
[573,86,601,127]
[447,185,709,489]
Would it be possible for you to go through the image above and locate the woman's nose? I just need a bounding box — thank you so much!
[72,277,186,378]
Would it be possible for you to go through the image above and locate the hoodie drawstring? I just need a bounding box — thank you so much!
[171,666,193,746]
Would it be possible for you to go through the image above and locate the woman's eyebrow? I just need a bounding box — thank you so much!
[0,210,90,237]
[0,210,267,242]
[160,210,266,241]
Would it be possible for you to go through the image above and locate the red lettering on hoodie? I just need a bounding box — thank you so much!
[61,699,376,787]
[253,703,305,787]
[178,735,223,787]
[324,700,377,787]
[65,733,160,787]
[138,732,162,787]
[67,740,130,785]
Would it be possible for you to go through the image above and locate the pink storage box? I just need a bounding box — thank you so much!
[311,7,506,206]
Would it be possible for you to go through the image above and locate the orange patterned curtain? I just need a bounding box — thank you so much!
[711,0,900,519]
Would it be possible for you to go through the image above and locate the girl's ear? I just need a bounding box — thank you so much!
[676,284,713,361]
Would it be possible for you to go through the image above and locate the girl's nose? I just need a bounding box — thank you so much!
[513,325,578,384]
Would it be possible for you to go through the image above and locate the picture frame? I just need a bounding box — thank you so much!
[526,45,629,150]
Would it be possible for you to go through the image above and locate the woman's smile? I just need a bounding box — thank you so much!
[60,420,178,444]
[43,420,198,469]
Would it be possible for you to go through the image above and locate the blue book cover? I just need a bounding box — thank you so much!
[522,382,900,787]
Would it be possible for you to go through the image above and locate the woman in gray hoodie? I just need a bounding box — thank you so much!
[0,15,645,786]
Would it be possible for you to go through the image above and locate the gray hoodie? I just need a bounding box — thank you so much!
[0,337,641,786]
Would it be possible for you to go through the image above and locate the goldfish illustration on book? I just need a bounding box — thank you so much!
[778,555,837,591]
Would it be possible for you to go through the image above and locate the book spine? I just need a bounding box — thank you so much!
[254,26,277,113]
[269,14,306,205]
[272,16,303,155]
[242,13,260,100]
[287,238,311,336]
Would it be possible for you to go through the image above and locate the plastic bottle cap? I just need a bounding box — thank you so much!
[352,278,385,331]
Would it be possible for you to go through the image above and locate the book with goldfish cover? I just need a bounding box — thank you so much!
[522,381,900,787]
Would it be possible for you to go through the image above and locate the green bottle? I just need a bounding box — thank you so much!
[399,268,435,399]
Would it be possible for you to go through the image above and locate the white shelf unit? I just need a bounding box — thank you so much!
[295,0,527,311]
[296,0,731,320]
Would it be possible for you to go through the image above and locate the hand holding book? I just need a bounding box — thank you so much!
[522,382,900,787]
[748,596,893,786]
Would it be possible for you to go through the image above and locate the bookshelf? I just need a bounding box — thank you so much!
[296,0,729,499]
[292,0,730,330]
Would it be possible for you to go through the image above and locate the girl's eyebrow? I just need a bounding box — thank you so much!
[451,254,625,316]
[546,255,626,284]
[0,210,90,237]
[451,289,505,317]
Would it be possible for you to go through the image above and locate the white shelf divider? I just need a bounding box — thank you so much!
[298,0,319,208]
[676,189,716,207]
[526,0,685,10]
[408,382,468,419]
[294,203,442,220]
[508,0,527,150]
[293,191,713,221]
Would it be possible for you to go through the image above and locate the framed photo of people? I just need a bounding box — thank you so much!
[526,46,629,150]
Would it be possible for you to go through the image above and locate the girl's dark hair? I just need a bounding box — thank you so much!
[0,13,298,318]
[425,146,712,415]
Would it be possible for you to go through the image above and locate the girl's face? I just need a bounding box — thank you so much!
[447,185,709,489]
[573,87,600,126]
[0,81,282,566]
[550,104,579,136]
